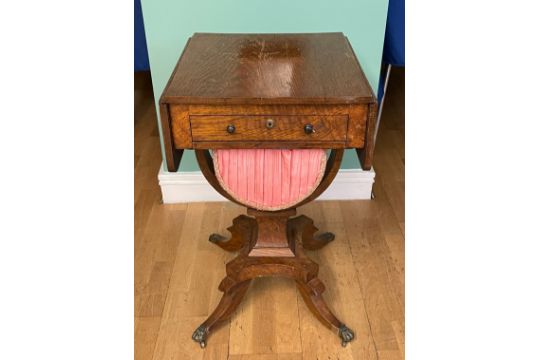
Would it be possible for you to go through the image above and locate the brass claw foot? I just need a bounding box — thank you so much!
[192,325,208,349]
[338,324,355,347]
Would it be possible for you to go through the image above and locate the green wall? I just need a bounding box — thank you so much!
[141,0,389,172]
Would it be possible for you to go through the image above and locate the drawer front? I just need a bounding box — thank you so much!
[190,115,348,143]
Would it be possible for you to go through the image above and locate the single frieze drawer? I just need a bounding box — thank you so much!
[190,115,349,142]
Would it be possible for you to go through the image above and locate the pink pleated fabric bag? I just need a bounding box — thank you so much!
[213,149,327,211]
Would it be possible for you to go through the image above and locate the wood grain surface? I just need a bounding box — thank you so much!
[190,115,348,142]
[170,104,365,149]
[187,104,353,116]
[160,33,374,105]
[168,104,192,148]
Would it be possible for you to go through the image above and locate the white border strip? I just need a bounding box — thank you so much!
[158,164,375,204]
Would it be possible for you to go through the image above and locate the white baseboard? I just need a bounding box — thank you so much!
[158,163,375,204]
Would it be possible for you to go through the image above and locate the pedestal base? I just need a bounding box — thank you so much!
[192,210,354,348]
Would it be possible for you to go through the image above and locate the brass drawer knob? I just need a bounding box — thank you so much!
[226,124,236,134]
[304,124,314,134]
[266,118,275,129]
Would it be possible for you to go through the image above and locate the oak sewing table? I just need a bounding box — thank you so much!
[159,33,377,348]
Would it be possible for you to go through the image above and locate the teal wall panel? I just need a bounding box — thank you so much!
[140,0,389,171]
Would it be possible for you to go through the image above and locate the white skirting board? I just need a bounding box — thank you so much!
[158,163,375,204]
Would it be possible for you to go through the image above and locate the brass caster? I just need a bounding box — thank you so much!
[192,325,208,349]
[338,324,354,347]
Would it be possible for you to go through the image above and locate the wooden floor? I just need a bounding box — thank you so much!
[135,68,405,360]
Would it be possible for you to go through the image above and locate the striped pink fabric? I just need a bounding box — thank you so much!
[213,149,327,211]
